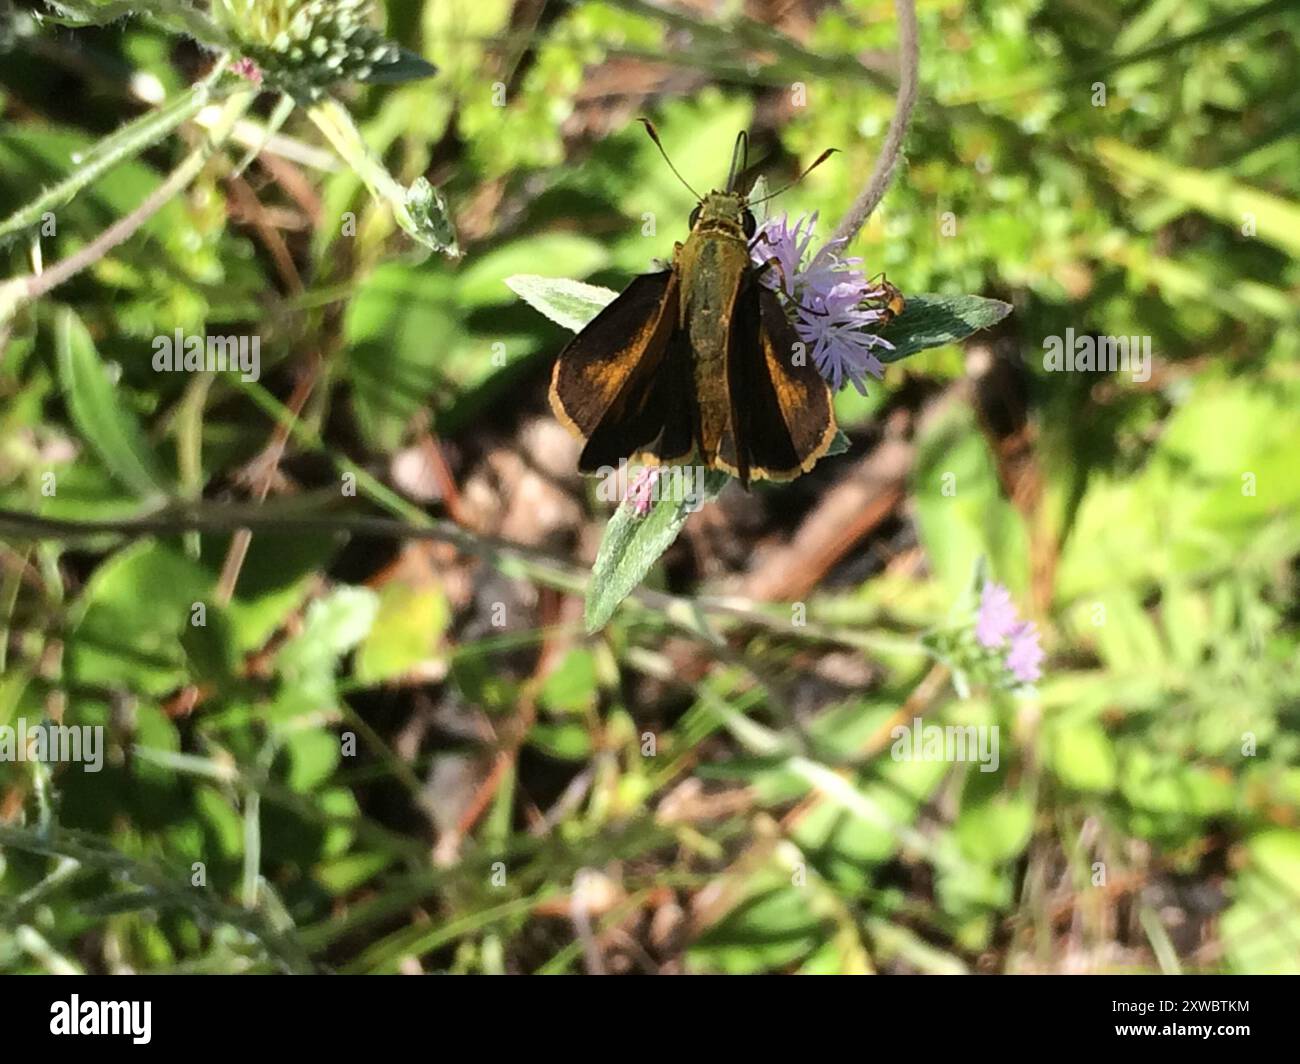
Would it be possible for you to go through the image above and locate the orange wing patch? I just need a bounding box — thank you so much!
[549,271,679,440]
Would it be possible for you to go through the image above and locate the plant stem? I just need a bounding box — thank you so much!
[0,59,233,247]
[0,505,923,655]
[2,87,256,318]
[820,0,920,256]
[306,97,457,255]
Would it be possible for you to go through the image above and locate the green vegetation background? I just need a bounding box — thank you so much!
[0,0,1298,973]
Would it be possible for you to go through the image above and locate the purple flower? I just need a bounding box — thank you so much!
[751,213,894,394]
[1005,622,1045,684]
[752,212,819,299]
[973,581,1046,684]
[232,57,264,86]
[625,467,662,517]
[975,582,1019,648]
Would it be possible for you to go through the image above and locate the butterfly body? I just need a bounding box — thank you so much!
[549,156,837,488]
[674,191,754,478]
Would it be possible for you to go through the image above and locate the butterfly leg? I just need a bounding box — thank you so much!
[751,255,790,294]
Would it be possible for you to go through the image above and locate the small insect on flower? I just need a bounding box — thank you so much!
[751,213,897,395]
[870,275,906,326]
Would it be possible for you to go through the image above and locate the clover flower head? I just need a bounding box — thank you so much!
[751,212,895,395]
[216,0,401,101]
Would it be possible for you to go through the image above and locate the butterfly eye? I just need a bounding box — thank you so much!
[689,205,702,228]
[742,210,757,238]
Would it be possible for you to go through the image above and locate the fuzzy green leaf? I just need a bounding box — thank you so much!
[876,294,1012,362]
[307,99,458,257]
[55,309,169,500]
[585,469,730,632]
[505,274,618,333]
[825,429,851,457]
[361,50,440,85]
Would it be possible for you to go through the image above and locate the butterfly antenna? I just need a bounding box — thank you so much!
[637,118,703,200]
[726,131,749,193]
[748,148,839,205]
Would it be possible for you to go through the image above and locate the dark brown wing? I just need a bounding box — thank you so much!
[549,271,678,439]
[721,280,758,486]
[725,281,837,482]
[580,323,698,472]
[548,270,699,472]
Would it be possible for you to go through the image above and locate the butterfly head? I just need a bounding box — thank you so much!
[688,191,757,240]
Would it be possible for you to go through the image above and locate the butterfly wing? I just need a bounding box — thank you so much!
[549,270,698,472]
[724,280,837,482]
[721,280,757,486]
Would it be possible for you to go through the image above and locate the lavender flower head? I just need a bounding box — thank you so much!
[975,581,1018,648]
[974,581,1045,684]
[751,212,895,394]
[1004,621,1045,684]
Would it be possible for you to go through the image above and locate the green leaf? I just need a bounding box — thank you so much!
[218,533,341,654]
[179,605,238,685]
[1090,588,1166,673]
[360,50,439,85]
[912,404,1030,599]
[527,722,592,761]
[195,786,243,857]
[1097,138,1300,258]
[0,75,219,248]
[307,99,457,256]
[464,239,609,308]
[70,541,211,696]
[748,176,771,226]
[876,294,1012,362]
[277,587,379,706]
[280,588,379,667]
[539,648,599,714]
[284,729,341,792]
[343,263,456,451]
[1221,830,1300,974]
[1049,723,1118,793]
[824,429,851,457]
[355,582,449,685]
[689,885,829,974]
[505,274,618,333]
[55,308,169,500]
[42,0,223,41]
[955,794,1034,864]
[39,0,144,27]
[584,469,730,632]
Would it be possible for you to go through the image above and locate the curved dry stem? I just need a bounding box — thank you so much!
[0,505,923,656]
[819,0,920,257]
